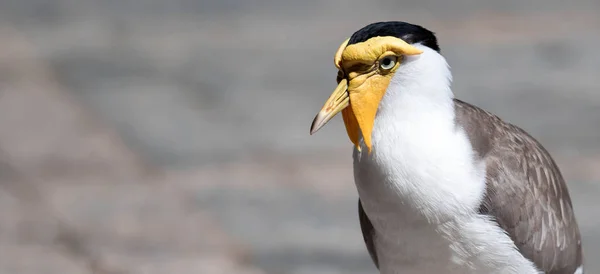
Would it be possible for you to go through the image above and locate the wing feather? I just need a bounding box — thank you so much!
[358,199,379,269]
[454,99,583,273]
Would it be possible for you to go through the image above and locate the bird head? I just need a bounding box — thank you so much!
[310,21,440,152]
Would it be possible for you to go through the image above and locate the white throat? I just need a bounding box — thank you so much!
[356,45,484,222]
[352,45,541,273]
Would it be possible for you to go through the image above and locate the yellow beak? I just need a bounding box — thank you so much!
[310,79,349,135]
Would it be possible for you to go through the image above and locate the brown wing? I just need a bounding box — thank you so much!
[358,199,379,269]
[454,99,583,274]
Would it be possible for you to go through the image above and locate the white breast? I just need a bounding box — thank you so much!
[352,46,541,274]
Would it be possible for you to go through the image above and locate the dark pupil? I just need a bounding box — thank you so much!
[382,58,391,66]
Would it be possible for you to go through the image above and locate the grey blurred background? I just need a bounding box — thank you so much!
[0,0,598,273]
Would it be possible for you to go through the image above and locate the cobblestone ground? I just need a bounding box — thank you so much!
[0,1,599,273]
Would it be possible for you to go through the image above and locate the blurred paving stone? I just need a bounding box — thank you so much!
[194,186,376,274]
[0,245,87,274]
[0,176,265,273]
[164,150,356,199]
[567,180,600,272]
[132,256,265,274]
[48,184,244,252]
[0,27,152,181]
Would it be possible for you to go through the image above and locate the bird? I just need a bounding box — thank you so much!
[309,21,584,274]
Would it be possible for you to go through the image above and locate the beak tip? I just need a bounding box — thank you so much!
[310,80,349,136]
[309,116,321,135]
[309,127,320,135]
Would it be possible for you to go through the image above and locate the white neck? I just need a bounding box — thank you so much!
[359,45,483,222]
[352,45,541,273]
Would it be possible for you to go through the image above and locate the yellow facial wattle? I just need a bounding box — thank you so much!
[310,36,423,152]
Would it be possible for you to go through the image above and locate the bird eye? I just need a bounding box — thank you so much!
[379,56,397,70]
